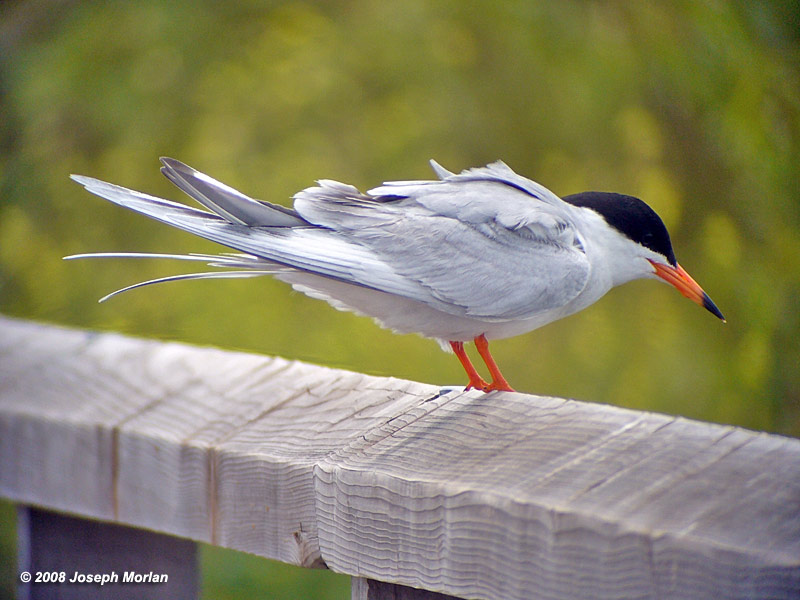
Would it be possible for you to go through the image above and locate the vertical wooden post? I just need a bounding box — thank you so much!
[352,577,463,600]
[17,506,198,600]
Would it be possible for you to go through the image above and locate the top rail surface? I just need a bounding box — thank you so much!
[1,316,798,600]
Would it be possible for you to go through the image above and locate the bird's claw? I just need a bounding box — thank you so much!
[465,380,515,393]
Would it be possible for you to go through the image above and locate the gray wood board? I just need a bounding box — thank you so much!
[17,506,197,600]
[1,316,798,600]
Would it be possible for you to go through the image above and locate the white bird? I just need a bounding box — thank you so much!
[68,158,724,392]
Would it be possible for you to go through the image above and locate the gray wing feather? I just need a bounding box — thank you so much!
[429,159,454,179]
[357,216,587,319]
[72,160,590,322]
[159,157,307,227]
[293,170,590,319]
[70,175,445,309]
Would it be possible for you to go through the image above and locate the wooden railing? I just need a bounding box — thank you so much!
[1,316,798,599]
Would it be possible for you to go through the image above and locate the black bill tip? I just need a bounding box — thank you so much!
[703,292,726,322]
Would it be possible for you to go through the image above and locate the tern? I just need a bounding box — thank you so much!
[68,158,724,392]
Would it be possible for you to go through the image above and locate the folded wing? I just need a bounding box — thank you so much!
[71,160,590,322]
[293,163,590,319]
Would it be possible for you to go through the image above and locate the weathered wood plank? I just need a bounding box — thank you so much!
[316,391,800,599]
[1,316,799,600]
[17,506,197,599]
[0,316,438,567]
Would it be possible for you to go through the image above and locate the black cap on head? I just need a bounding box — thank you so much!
[562,192,677,266]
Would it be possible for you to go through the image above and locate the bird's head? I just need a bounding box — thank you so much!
[563,191,725,322]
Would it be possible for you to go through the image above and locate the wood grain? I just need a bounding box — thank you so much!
[1,316,798,599]
[0,316,436,567]
[317,393,800,599]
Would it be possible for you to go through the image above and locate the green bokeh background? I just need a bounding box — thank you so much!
[1,1,798,598]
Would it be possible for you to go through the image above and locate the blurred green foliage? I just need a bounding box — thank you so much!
[1,1,798,598]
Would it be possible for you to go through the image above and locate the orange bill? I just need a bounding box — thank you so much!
[649,260,725,322]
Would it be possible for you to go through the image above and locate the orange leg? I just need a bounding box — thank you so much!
[474,334,514,392]
[449,340,490,391]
